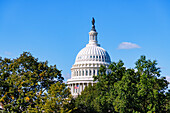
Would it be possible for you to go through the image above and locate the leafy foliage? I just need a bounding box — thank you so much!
[74,56,169,113]
[0,52,73,113]
[74,84,100,113]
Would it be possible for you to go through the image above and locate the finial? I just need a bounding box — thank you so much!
[91,17,96,31]
[92,17,95,25]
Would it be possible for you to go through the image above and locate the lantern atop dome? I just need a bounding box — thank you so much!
[88,17,100,46]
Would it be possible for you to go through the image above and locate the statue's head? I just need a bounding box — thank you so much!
[92,17,95,25]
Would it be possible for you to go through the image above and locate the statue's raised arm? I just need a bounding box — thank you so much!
[92,17,95,25]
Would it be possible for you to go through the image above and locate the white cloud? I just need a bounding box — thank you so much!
[118,42,141,49]
[4,51,12,56]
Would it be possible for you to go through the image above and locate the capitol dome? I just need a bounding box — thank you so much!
[67,18,111,97]
[75,45,111,64]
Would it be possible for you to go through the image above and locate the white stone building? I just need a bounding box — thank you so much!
[67,18,111,97]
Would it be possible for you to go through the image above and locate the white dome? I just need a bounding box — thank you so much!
[75,45,111,64]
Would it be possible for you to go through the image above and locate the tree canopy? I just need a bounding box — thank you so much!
[74,56,170,113]
[0,53,169,113]
[0,52,73,113]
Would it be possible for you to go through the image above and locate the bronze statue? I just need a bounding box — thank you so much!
[92,17,95,25]
[91,17,96,31]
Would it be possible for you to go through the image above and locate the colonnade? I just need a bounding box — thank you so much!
[76,55,110,62]
[72,69,99,77]
[69,82,93,95]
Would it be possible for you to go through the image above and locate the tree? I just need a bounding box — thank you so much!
[74,56,169,113]
[0,52,73,112]
[74,84,100,113]
[134,56,169,112]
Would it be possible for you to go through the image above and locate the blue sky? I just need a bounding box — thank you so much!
[0,0,170,83]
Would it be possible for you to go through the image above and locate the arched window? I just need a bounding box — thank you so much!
[93,70,95,76]
[82,70,84,76]
[77,71,78,76]
[86,70,88,76]
[89,70,91,76]
[102,56,104,61]
[79,71,81,76]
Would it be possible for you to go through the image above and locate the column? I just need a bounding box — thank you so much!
[72,84,73,94]
[79,83,80,93]
[79,83,81,93]
[74,70,75,76]
[75,83,77,93]
[83,83,85,90]
[77,83,79,93]
[74,83,76,94]
[82,83,83,91]
[73,84,74,94]
[81,83,82,92]
[80,83,82,93]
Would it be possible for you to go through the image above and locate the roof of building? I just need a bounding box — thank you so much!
[74,18,111,65]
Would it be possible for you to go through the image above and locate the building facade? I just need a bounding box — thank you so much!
[67,18,111,97]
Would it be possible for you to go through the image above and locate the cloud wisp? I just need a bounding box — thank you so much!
[63,73,71,80]
[4,51,12,56]
[118,42,141,49]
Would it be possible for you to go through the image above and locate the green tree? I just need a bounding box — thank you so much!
[74,84,100,113]
[74,56,169,113]
[0,52,73,113]
[134,56,169,112]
